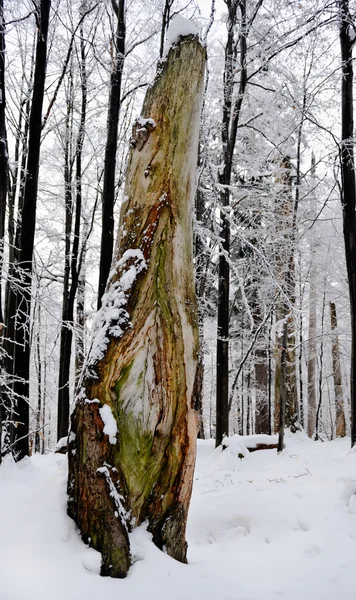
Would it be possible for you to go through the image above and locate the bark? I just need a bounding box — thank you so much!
[68,35,205,578]
[339,0,356,447]
[97,0,126,309]
[11,0,51,460]
[330,302,346,437]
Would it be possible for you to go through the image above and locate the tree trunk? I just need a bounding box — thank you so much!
[11,0,51,460]
[216,0,247,447]
[307,274,317,437]
[0,0,7,327]
[97,0,126,309]
[255,345,269,434]
[330,301,346,437]
[277,320,288,452]
[307,153,317,437]
[274,157,298,433]
[0,0,8,461]
[68,34,205,578]
[339,0,356,447]
[57,19,87,441]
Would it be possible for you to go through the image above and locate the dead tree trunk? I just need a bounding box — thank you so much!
[68,33,205,578]
[330,301,346,437]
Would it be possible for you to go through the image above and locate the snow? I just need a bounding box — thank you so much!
[1,433,356,599]
[163,16,199,57]
[135,116,156,128]
[99,404,117,444]
[86,249,147,369]
[96,466,130,526]
[55,436,68,451]
[348,24,356,42]
[222,433,278,455]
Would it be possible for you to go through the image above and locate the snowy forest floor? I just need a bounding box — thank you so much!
[1,431,356,600]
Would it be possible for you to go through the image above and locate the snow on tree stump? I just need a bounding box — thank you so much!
[67,31,206,578]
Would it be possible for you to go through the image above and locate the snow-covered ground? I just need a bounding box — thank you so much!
[1,432,356,600]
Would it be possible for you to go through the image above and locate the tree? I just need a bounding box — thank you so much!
[330,301,346,437]
[57,11,88,441]
[0,0,8,461]
[97,0,126,310]
[216,0,247,447]
[67,30,205,577]
[10,0,51,460]
[339,0,356,446]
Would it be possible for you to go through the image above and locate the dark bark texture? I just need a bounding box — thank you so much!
[339,0,356,446]
[11,0,51,460]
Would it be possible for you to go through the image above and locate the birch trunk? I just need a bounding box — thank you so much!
[68,34,205,578]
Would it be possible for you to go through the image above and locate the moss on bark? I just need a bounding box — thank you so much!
[67,34,206,577]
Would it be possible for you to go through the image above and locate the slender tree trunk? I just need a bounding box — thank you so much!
[12,0,51,460]
[315,287,326,440]
[34,309,42,454]
[330,301,346,437]
[274,158,298,433]
[277,320,288,452]
[68,35,205,578]
[57,21,87,441]
[253,300,269,434]
[307,274,317,437]
[0,0,8,461]
[75,226,87,386]
[97,0,126,309]
[159,0,174,58]
[339,0,356,447]
[0,0,7,326]
[307,154,317,437]
[298,254,304,428]
[216,0,247,447]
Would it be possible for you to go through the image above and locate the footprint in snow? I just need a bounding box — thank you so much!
[292,517,310,532]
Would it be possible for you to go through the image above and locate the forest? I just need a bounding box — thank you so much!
[1,0,356,597]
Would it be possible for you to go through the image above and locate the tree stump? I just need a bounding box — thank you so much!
[67,33,206,578]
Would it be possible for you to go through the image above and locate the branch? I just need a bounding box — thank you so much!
[41,3,99,130]
[120,82,148,104]
[5,11,35,26]
[111,0,119,18]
